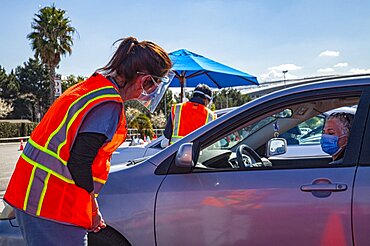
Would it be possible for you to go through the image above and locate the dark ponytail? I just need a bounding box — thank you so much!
[97,37,172,82]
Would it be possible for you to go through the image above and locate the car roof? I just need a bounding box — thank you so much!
[215,107,237,117]
[324,106,356,116]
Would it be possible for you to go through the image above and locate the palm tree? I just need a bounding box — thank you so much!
[27,5,76,105]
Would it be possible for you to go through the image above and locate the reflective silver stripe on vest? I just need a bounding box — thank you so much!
[172,104,182,138]
[93,181,104,194]
[46,87,119,154]
[23,142,73,180]
[24,168,48,215]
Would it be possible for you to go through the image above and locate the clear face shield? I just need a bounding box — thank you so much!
[136,70,175,113]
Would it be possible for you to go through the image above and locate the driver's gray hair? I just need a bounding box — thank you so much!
[327,112,354,135]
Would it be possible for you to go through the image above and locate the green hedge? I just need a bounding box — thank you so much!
[0,122,38,138]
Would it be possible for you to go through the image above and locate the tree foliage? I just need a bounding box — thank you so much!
[125,107,141,126]
[151,111,167,129]
[0,98,13,118]
[124,100,147,115]
[213,88,251,109]
[12,58,50,120]
[154,89,174,117]
[0,67,19,101]
[27,4,76,105]
[61,74,85,92]
[129,113,154,138]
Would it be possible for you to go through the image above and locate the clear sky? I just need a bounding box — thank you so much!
[1,0,370,83]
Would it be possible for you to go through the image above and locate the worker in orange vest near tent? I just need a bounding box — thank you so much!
[4,37,173,245]
[162,84,216,146]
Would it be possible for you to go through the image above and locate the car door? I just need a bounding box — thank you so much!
[156,167,355,246]
[154,88,366,246]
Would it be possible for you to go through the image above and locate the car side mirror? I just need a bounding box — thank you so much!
[175,143,194,168]
[266,138,287,157]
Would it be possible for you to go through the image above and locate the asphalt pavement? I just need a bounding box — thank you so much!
[0,143,22,212]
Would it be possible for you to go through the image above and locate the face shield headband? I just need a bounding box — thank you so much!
[193,90,213,107]
[136,70,175,113]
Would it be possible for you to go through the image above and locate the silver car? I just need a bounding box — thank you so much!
[2,75,370,245]
[94,75,370,245]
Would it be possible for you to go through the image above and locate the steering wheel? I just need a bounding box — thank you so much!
[236,144,263,169]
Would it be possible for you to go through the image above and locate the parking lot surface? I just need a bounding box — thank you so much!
[0,143,21,211]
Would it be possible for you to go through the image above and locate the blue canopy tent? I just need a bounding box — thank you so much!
[169,49,259,101]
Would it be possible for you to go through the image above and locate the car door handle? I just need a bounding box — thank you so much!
[300,183,347,192]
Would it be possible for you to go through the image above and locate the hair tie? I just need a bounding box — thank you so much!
[126,42,136,55]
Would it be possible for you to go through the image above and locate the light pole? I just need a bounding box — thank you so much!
[282,70,288,88]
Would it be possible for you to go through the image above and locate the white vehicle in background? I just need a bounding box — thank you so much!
[299,127,311,136]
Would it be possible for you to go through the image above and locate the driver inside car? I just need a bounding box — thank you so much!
[320,112,354,164]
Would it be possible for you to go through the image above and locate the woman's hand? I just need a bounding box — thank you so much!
[88,193,107,233]
[89,209,106,233]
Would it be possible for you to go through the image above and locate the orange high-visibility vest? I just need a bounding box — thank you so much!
[171,101,216,144]
[4,73,126,229]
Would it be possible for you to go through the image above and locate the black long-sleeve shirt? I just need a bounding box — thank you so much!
[67,132,107,193]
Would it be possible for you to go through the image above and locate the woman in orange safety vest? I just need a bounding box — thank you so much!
[4,36,173,245]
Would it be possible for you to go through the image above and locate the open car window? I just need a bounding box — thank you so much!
[280,106,357,146]
[216,109,293,149]
[195,98,359,171]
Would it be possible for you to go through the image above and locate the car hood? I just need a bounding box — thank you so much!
[109,156,154,173]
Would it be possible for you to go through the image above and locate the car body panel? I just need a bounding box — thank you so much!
[156,167,355,245]
[353,167,370,245]
[99,160,164,245]
[352,91,370,245]
[111,146,150,165]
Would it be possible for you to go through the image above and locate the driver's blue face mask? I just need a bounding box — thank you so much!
[320,134,343,155]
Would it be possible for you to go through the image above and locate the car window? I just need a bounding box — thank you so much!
[280,106,357,146]
[216,109,292,149]
[215,117,275,149]
[194,100,359,171]
[280,115,325,146]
